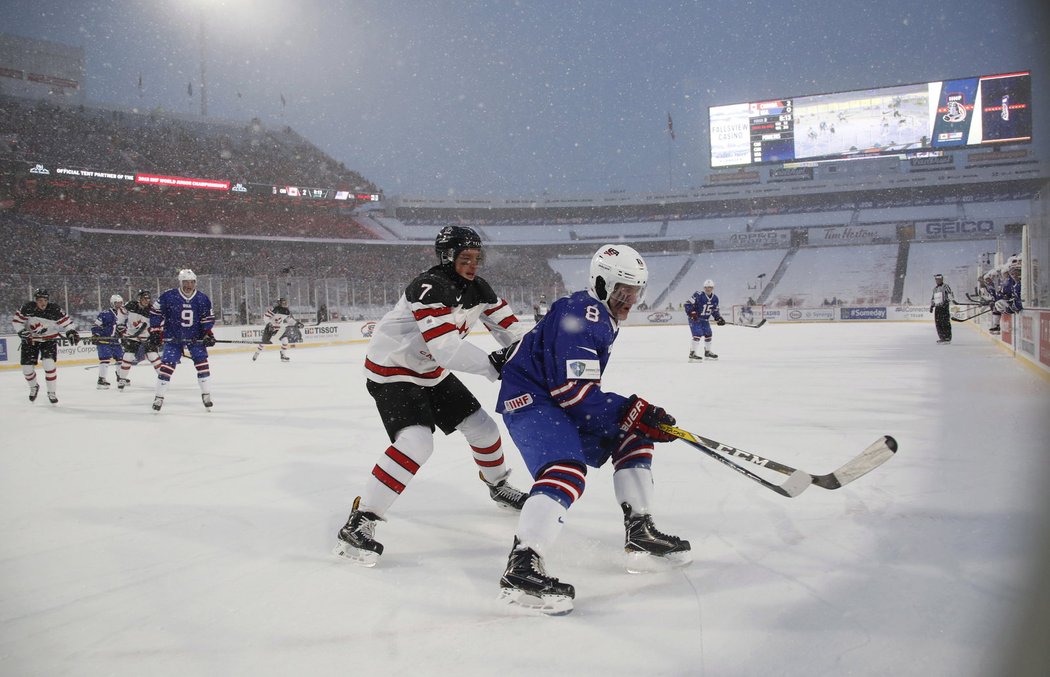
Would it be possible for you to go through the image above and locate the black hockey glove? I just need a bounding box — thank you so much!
[66,330,81,345]
[716,317,726,326]
[295,320,304,329]
[619,395,677,443]
[487,341,519,379]
[146,331,163,351]
[929,305,934,313]
[122,338,137,352]
[18,329,32,341]
[202,331,217,347]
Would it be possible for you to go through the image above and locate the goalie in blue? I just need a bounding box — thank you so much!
[494,244,691,615]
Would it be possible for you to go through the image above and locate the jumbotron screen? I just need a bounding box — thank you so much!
[709,70,1032,168]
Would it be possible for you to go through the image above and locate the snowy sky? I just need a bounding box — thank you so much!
[4,0,1049,196]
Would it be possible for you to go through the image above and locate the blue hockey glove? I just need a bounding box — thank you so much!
[202,331,217,347]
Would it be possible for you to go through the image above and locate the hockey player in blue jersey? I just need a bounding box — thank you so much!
[684,279,724,360]
[996,257,1023,318]
[91,294,126,389]
[148,269,216,411]
[495,244,689,615]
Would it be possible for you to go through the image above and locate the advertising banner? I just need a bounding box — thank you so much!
[841,307,888,320]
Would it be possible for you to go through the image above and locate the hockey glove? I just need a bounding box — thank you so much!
[687,311,699,321]
[716,317,726,326]
[619,395,677,443]
[122,338,137,352]
[487,341,519,379]
[295,320,304,329]
[18,329,32,340]
[929,305,934,313]
[202,331,217,347]
[66,330,81,345]
[147,330,163,351]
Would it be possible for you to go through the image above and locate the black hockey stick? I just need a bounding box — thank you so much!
[725,319,767,329]
[660,424,897,495]
[950,306,994,322]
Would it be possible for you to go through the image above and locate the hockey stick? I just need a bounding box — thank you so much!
[725,319,767,329]
[660,424,897,494]
[950,306,994,322]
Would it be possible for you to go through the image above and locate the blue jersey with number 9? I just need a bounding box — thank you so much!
[150,287,215,342]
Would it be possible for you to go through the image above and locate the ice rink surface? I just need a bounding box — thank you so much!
[2,321,1048,677]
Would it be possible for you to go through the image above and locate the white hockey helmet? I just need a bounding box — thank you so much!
[589,244,648,320]
[178,269,197,282]
[703,279,715,290]
[110,294,124,304]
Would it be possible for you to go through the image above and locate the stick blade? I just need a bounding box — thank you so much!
[778,469,813,497]
[815,436,898,489]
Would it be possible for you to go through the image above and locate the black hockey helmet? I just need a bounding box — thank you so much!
[434,226,482,266]
[137,288,152,299]
[34,288,49,299]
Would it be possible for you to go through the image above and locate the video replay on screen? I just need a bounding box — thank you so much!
[709,70,1031,168]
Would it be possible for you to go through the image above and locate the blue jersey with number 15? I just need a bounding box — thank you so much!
[150,288,215,341]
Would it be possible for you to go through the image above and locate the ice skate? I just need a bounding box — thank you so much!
[252,351,259,361]
[202,393,213,409]
[482,471,528,511]
[97,377,111,390]
[47,393,58,404]
[936,338,951,344]
[117,377,130,391]
[498,537,574,616]
[621,503,692,574]
[29,384,40,402]
[688,351,702,362]
[704,350,718,360]
[333,497,384,567]
[152,396,164,412]
[989,325,1000,335]
[280,353,290,362]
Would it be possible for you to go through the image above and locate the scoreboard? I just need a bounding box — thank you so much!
[709,70,1032,168]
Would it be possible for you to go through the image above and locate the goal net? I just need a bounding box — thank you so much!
[732,305,765,327]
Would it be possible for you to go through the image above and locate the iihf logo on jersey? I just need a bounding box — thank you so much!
[942,93,967,123]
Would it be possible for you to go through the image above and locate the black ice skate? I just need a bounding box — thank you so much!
[47,392,58,404]
[482,471,528,511]
[29,384,40,402]
[117,377,130,391]
[251,351,260,362]
[280,353,290,362]
[202,393,213,409]
[622,502,692,574]
[97,377,111,390]
[936,339,951,344]
[704,350,718,360]
[498,537,574,616]
[688,351,703,361]
[152,396,164,412]
[333,497,385,567]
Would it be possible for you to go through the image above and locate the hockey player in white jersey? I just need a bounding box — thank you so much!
[252,297,301,362]
[334,226,529,567]
[115,289,161,390]
[12,288,81,404]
